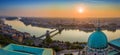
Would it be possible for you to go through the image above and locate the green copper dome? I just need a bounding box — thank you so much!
[88,28,108,49]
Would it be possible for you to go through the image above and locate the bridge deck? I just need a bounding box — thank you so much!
[37,29,57,39]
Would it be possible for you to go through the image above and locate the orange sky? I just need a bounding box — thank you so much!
[0,1,120,18]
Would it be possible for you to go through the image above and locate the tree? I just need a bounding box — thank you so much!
[44,37,52,44]
[0,34,17,46]
[24,39,33,45]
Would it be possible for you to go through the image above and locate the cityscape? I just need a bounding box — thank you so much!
[0,0,120,55]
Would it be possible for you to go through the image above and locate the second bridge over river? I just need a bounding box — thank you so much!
[37,28,63,39]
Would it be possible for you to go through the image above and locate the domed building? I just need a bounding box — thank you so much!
[86,27,108,55]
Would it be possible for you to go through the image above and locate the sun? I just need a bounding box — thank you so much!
[78,7,84,13]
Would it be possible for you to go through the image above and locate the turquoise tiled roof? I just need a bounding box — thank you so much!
[88,28,108,49]
[0,44,53,55]
[109,38,120,47]
[0,49,29,55]
[3,44,44,55]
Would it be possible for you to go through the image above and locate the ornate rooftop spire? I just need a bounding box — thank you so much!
[98,18,100,27]
[96,18,101,31]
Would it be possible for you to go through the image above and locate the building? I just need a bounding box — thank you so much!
[83,27,120,55]
[0,44,55,55]
[109,38,120,50]
[86,27,108,55]
[108,38,120,55]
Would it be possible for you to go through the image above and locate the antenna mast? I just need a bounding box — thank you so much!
[98,18,100,28]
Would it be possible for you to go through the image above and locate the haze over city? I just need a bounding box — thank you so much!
[0,0,120,18]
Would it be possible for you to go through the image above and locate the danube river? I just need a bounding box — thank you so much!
[4,20,120,42]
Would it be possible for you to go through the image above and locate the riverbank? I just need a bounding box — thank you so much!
[4,19,120,43]
[1,18,120,52]
[0,19,86,52]
[20,18,120,32]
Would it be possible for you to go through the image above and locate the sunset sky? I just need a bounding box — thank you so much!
[0,0,120,18]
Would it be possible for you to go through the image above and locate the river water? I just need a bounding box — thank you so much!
[4,20,120,42]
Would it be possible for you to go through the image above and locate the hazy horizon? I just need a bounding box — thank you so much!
[0,0,120,18]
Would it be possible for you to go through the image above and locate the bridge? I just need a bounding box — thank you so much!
[37,28,63,39]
